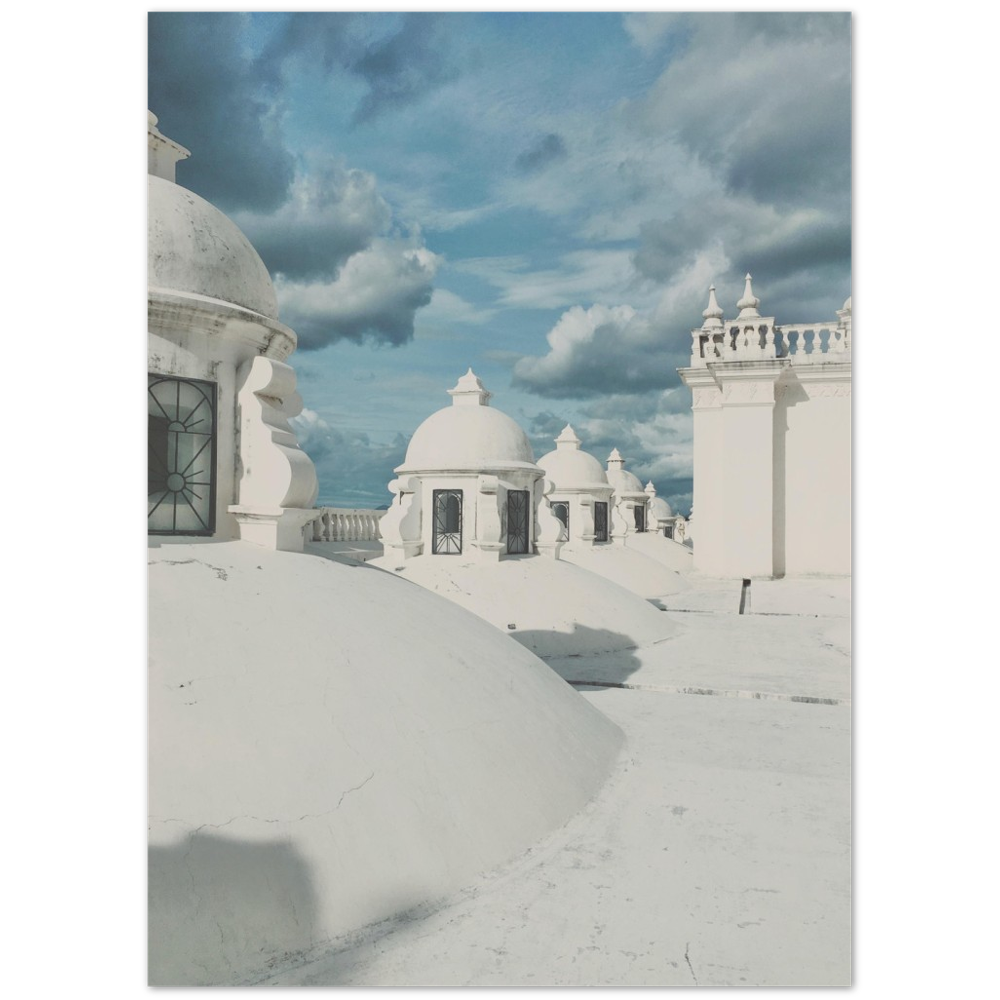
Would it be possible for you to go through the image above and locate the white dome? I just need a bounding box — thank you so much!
[606,449,645,497]
[537,426,609,491]
[649,495,674,520]
[148,174,279,320]
[607,467,645,495]
[398,371,538,474]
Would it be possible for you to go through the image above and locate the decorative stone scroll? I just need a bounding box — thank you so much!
[228,355,319,551]
[535,479,565,560]
[380,477,423,559]
[474,475,504,562]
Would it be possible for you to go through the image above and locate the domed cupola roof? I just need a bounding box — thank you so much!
[537,426,611,492]
[644,481,674,520]
[147,112,279,321]
[605,448,645,497]
[148,177,279,320]
[397,370,539,474]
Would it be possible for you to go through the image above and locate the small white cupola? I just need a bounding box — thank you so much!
[447,367,493,407]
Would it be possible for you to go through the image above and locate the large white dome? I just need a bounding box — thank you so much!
[398,370,537,474]
[148,174,279,320]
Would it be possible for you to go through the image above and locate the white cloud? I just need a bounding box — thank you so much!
[276,237,442,349]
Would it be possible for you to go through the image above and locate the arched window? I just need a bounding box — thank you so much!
[148,374,217,535]
[551,501,569,534]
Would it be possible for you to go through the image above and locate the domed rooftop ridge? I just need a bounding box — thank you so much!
[537,426,610,491]
[398,371,538,473]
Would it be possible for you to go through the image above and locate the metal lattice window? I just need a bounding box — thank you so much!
[552,501,569,535]
[506,490,530,554]
[148,374,217,535]
[634,504,646,533]
[594,501,609,542]
[432,489,463,554]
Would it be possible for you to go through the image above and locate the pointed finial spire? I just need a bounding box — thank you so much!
[447,367,492,407]
[555,424,581,450]
[607,447,624,469]
[701,285,724,330]
[736,273,760,319]
[644,481,656,496]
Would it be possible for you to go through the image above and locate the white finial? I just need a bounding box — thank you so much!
[607,448,624,468]
[555,425,581,450]
[736,273,760,319]
[701,285,724,330]
[447,368,493,407]
[148,110,191,183]
[644,481,656,496]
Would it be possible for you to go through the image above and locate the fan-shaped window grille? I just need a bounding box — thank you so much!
[148,374,217,535]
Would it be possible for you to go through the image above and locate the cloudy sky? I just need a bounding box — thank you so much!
[148,11,851,512]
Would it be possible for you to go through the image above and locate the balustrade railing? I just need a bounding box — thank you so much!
[690,320,850,367]
[309,507,384,542]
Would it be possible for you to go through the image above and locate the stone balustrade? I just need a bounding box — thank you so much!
[689,320,850,368]
[687,279,851,369]
[309,507,384,542]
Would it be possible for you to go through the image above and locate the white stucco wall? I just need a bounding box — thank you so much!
[681,360,851,579]
[721,384,777,578]
[778,383,851,575]
[689,392,725,575]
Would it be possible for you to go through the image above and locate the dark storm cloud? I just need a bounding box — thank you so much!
[148,13,295,213]
[234,160,392,281]
[149,12,458,215]
[254,12,456,126]
[634,198,851,295]
[350,13,458,125]
[515,134,568,175]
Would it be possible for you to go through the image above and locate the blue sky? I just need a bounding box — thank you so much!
[148,11,852,512]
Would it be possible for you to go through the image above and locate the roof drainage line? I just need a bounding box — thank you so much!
[567,680,847,707]
[662,608,849,619]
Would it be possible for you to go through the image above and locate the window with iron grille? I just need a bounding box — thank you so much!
[506,490,530,554]
[148,374,217,535]
[432,489,463,554]
[593,501,609,542]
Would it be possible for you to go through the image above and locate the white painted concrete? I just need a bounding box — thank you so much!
[148,540,623,985]
[260,576,851,987]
